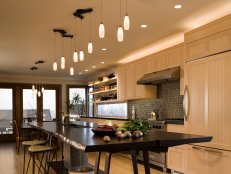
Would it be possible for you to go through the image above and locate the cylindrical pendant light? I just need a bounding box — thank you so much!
[53,61,57,71]
[117,0,124,42]
[88,13,93,53]
[123,0,130,30]
[38,91,41,97]
[32,84,35,91]
[61,37,65,69]
[53,32,58,71]
[117,26,124,42]
[99,0,105,38]
[61,56,65,69]
[70,67,74,75]
[41,86,45,93]
[73,17,78,62]
[80,19,84,61]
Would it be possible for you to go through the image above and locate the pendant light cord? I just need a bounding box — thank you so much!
[74,17,77,50]
[101,0,103,22]
[81,19,83,49]
[54,32,56,60]
[126,0,128,15]
[120,0,122,25]
[89,13,92,41]
[62,36,64,56]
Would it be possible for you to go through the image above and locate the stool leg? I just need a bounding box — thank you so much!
[32,153,35,174]
[25,154,31,174]
[23,146,26,174]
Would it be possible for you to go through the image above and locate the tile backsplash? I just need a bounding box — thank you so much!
[127,81,183,120]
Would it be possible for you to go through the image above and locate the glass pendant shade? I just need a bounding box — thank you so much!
[88,42,93,53]
[117,26,124,42]
[123,15,130,30]
[32,85,35,91]
[38,91,41,97]
[70,67,74,75]
[35,89,38,95]
[73,51,78,62]
[53,61,57,71]
[61,56,65,69]
[99,23,105,38]
[79,50,84,61]
[41,87,44,93]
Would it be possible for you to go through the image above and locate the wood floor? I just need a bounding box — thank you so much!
[0,142,167,174]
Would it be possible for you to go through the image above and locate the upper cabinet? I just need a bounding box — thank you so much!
[166,44,183,68]
[145,54,156,74]
[184,14,231,62]
[117,66,127,101]
[156,51,167,71]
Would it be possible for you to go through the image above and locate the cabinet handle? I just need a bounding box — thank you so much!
[192,146,203,151]
[204,148,223,155]
[183,85,189,121]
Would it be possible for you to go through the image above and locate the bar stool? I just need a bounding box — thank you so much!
[27,144,56,174]
[68,166,94,174]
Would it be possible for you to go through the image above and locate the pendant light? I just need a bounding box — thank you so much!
[99,0,105,38]
[123,0,130,30]
[73,17,78,62]
[80,19,84,61]
[61,36,65,69]
[88,13,93,53]
[70,67,74,75]
[53,32,58,71]
[117,0,124,42]
[41,84,45,93]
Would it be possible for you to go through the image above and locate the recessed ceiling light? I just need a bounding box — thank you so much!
[141,24,147,28]
[92,65,96,68]
[101,61,105,64]
[102,48,107,51]
[78,72,82,75]
[174,4,182,9]
[85,69,89,72]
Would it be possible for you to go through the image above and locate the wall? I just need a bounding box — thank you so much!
[127,81,183,120]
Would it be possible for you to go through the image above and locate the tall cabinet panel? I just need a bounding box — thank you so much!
[117,65,127,101]
[184,59,207,136]
[126,63,136,100]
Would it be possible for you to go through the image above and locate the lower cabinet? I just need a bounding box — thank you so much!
[186,145,231,174]
[167,145,186,173]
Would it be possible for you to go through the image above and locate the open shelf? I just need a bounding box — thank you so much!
[90,88,117,95]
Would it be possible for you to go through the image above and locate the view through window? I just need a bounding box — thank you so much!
[0,88,13,134]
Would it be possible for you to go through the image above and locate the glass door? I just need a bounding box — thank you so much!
[0,88,14,141]
[23,89,37,123]
[42,89,56,121]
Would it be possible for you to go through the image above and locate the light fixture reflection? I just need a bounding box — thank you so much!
[80,50,84,61]
[70,67,74,75]
[53,61,57,71]
[38,91,41,97]
[32,85,35,91]
[117,26,124,42]
[88,42,93,53]
[41,87,44,93]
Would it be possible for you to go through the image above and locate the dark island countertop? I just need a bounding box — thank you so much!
[29,121,211,153]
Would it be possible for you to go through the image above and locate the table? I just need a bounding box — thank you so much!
[29,121,212,174]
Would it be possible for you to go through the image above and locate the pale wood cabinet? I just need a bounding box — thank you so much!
[135,60,156,99]
[126,63,136,100]
[145,54,156,74]
[117,65,127,101]
[184,14,231,62]
[166,44,183,68]
[156,51,167,71]
[186,145,231,174]
[184,51,231,151]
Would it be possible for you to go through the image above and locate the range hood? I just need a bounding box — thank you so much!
[137,66,180,85]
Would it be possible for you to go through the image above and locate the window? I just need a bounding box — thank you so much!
[67,86,88,117]
[43,89,56,121]
[23,89,37,122]
[0,88,13,135]
[96,102,127,119]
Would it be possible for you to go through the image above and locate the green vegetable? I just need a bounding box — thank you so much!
[117,118,151,134]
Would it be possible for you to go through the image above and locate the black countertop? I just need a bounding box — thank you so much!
[29,121,212,153]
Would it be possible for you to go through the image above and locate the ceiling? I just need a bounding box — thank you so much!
[0,0,231,81]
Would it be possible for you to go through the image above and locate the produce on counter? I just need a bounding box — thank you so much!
[116,118,151,134]
[103,136,110,142]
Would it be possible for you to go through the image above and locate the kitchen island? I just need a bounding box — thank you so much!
[29,121,212,174]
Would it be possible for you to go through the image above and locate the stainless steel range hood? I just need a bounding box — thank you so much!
[137,66,180,85]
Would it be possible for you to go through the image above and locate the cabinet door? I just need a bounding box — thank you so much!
[166,45,182,68]
[135,61,146,99]
[145,54,156,74]
[184,59,207,136]
[207,51,231,150]
[117,66,127,100]
[187,145,207,174]
[207,148,231,174]
[156,51,167,71]
[167,146,186,173]
[126,63,136,100]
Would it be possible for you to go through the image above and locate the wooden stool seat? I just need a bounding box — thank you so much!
[28,145,55,153]
[22,140,46,146]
